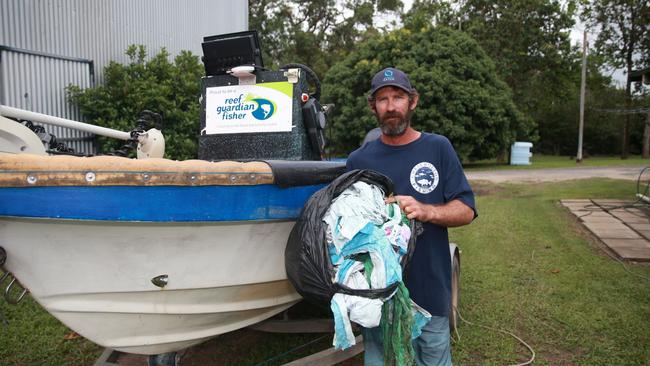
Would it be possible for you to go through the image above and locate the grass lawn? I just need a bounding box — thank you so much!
[1,178,649,365]
[465,155,650,170]
[450,178,650,365]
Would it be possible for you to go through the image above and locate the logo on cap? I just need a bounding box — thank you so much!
[383,69,395,81]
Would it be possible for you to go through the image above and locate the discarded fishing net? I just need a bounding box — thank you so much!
[285,169,430,365]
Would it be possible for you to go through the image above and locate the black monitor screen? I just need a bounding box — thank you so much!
[201,30,264,76]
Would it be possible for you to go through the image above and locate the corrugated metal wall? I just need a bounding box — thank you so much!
[0,0,248,155]
[0,47,96,153]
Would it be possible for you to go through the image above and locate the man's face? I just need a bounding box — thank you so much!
[371,86,418,136]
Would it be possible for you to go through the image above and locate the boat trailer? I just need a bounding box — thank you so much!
[93,317,365,366]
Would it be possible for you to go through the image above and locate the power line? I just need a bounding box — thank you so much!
[590,107,650,115]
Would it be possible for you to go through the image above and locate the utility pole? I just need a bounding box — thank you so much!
[641,109,650,159]
[577,30,587,163]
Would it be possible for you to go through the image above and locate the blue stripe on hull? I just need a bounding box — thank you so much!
[0,185,322,222]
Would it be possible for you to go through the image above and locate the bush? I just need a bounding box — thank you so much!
[68,45,204,160]
[322,27,535,161]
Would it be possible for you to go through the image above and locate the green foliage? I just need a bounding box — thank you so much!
[581,0,650,79]
[249,0,402,77]
[248,0,646,159]
[401,0,457,30]
[67,45,203,160]
[456,0,580,155]
[458,0,577,103]
[546,72,649,157]
[580,0,650,157]
[322,27,533,161]
[536,55,629,156]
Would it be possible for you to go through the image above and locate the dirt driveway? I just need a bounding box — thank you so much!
[466,165,648,183]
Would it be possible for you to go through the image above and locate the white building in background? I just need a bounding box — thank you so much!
[0,0,248,154]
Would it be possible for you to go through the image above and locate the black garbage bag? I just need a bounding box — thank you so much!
[285,169,418,307]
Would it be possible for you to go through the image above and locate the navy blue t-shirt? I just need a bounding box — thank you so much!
[346,132,476,317]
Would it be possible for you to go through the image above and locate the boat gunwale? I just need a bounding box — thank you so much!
[0,153,276,187]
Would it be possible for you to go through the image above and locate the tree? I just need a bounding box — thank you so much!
[401,0,457,31]
[456,0,578,153]
[68,46,203,160]
[581,0,650,158]
[249,0,403,78]
[458,0,576,101]
[534,53,630,156]
[322,26,534,161]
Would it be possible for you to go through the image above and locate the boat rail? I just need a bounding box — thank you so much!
[3,276,28,304]
[0,249,29,305]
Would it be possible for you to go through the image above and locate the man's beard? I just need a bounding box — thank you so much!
[377,109,412,136]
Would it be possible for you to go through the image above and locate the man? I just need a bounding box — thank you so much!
[346,67,477,366]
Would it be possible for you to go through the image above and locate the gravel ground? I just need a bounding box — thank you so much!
[466,165,648,183]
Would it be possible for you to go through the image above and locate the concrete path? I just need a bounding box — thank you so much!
[561,199,650,262]
[467,165,648,183]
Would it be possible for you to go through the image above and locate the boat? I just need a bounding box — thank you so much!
[0,109,344,355]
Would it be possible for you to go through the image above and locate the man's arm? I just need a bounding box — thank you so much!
[387,195,475,227]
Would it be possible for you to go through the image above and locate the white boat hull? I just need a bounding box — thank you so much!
[0,217,301,354]
[0,153,346,355]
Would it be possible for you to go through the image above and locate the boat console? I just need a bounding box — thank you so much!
[199,31,329,162]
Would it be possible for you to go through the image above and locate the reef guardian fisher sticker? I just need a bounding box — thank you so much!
[203,82,293,134]
[410,162,439,194]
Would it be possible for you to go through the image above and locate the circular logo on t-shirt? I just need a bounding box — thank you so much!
[410,162,439,194]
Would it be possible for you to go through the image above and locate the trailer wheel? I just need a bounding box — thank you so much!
[449,249,460,333]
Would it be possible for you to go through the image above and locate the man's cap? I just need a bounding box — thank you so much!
[370,67,413,96]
